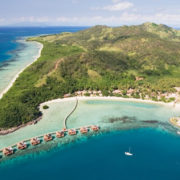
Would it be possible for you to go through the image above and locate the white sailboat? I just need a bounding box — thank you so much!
[125,147,133,156]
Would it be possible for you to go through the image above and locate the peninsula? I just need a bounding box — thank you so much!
[0,22,180,129]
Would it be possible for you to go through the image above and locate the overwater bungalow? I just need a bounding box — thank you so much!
[68,129,77,135]
[3,147,14,156]
[80,127,88,134]
[91,125,99,131]
[44,134,53,142]
[17,141,27,150]
[56,131,65,138]
[30,137,40,146]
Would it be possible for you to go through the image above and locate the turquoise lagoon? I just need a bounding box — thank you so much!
[1,98,180,180]
[0,39,42,95]
[0,98,179,150]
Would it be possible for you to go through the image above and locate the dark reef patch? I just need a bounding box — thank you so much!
[142,120,159,124]
[105,116,161,125]
[109,116,137,123]
[0,39,28,70]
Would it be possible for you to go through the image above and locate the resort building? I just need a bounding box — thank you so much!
[17,141,27,150]
[30,137,40,146]
[3,147,14,156]
[44,134,53,142]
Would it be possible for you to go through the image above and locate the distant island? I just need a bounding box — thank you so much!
[0,22,180,129]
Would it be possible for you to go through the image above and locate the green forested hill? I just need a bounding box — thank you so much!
[1,22,180,128]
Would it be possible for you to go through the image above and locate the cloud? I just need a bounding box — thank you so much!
[55,13,180,27]
[12,16,50,23]
[1,13,180,27]
[102,1,134,11]
[92,1,134,12]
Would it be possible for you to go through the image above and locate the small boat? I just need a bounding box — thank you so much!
[56,131,65,138]
[3,147,14,156]
[125,148,133,156]
[30,137,40,146]
[80,127,88,134]
[44,134,53,142]
[68,129,77,135]
[177,131,180,135]
[17,141,27,150]
[91,125,99,131]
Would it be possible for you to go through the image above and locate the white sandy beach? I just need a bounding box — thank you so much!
[0,41,43,100]
[41,96,180,110]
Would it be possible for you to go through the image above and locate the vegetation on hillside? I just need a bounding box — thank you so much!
[0,22,180,128]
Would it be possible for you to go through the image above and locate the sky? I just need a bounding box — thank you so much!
[0,0,180,27]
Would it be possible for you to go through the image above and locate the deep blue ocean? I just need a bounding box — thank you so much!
[0,27,180,180]
[0,27,87,64]
[1,128,180,180]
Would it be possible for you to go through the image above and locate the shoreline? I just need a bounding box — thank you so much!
[0,95,179,148]
[0,116,42,135]
[0,40,43,100]
[1,95,177,136]
[41,95,179,108]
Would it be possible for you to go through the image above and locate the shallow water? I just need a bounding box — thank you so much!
[0,39,41,93]
[0,98,179,149]
[0,100,76,149]
[68,99,177,129]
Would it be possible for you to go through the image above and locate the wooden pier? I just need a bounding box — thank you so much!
[63,97,78,129]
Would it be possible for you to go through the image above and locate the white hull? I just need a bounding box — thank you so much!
[125,152,133,156]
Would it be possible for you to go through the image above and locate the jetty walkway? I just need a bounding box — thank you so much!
[63,97,78,129]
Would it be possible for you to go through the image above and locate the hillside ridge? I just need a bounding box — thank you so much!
[0,22,180,128]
